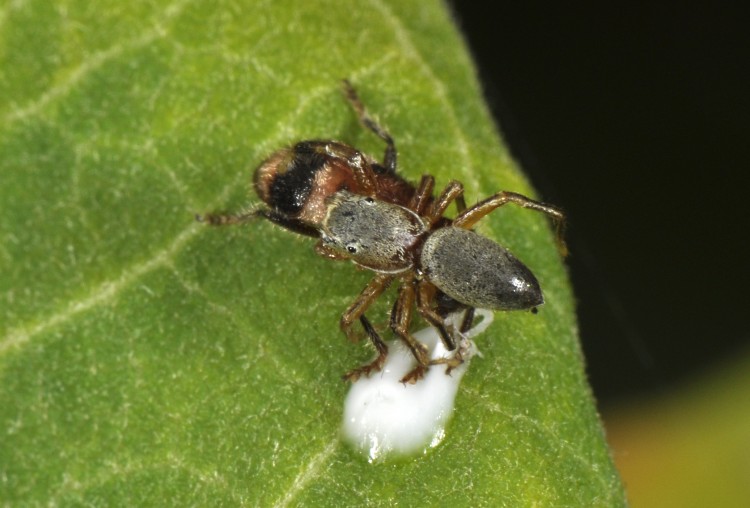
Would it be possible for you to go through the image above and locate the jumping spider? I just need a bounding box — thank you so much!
[199,81,566,384]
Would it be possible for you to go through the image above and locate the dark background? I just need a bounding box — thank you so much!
[451,3,750,405]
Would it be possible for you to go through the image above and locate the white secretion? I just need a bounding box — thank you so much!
[342,309,493,462]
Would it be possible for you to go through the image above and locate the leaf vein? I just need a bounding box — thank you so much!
[3,0,193,126]
[0,224,200,354]
[271,439,338,508]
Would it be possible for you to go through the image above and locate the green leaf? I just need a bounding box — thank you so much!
[0,0,625,505]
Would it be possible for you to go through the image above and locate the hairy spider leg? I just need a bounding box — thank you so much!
[458,307,476,333]
[424,180,466,226]
[409,175,435,215]
[342,315,390,382]
[197,209,320,238]
[390,276,471,385]
[416,282,468,373]
[340,273,396,381]
[340,272,394,342]
[408,174,468,217]
[388,279,431,384]
[342,79,397,174]
[453,191,567,255]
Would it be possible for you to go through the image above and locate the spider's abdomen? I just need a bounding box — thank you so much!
[420,227,543,310]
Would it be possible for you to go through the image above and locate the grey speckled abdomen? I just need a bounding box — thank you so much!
[420,227,543,310]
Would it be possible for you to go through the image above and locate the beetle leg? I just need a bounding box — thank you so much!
[341,79,397,174]
[453,191,568,255]
[390,280,431,384]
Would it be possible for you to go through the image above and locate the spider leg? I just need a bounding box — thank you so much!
[342,315,389,382]
[255,210,320,237]
[197,209,320,238]
[453,191,567,255]
[425,180,465,226]
[416,281,456,351]
[389,279,432,384]
[417,281,466,376]
[328,143,379,197]
[458,307,476,334]
[342,79,397,174]
[196,210,256,226]
[409,175,435,215]
[340,273,395,381]
[455,192,467,214]
[434,291,474,332]
[340,273,394,343]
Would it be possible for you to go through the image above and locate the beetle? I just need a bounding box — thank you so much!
[199,81,566,383]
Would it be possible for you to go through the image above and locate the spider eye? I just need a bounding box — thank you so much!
[347,245,357,254]
[364,197,375,204]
